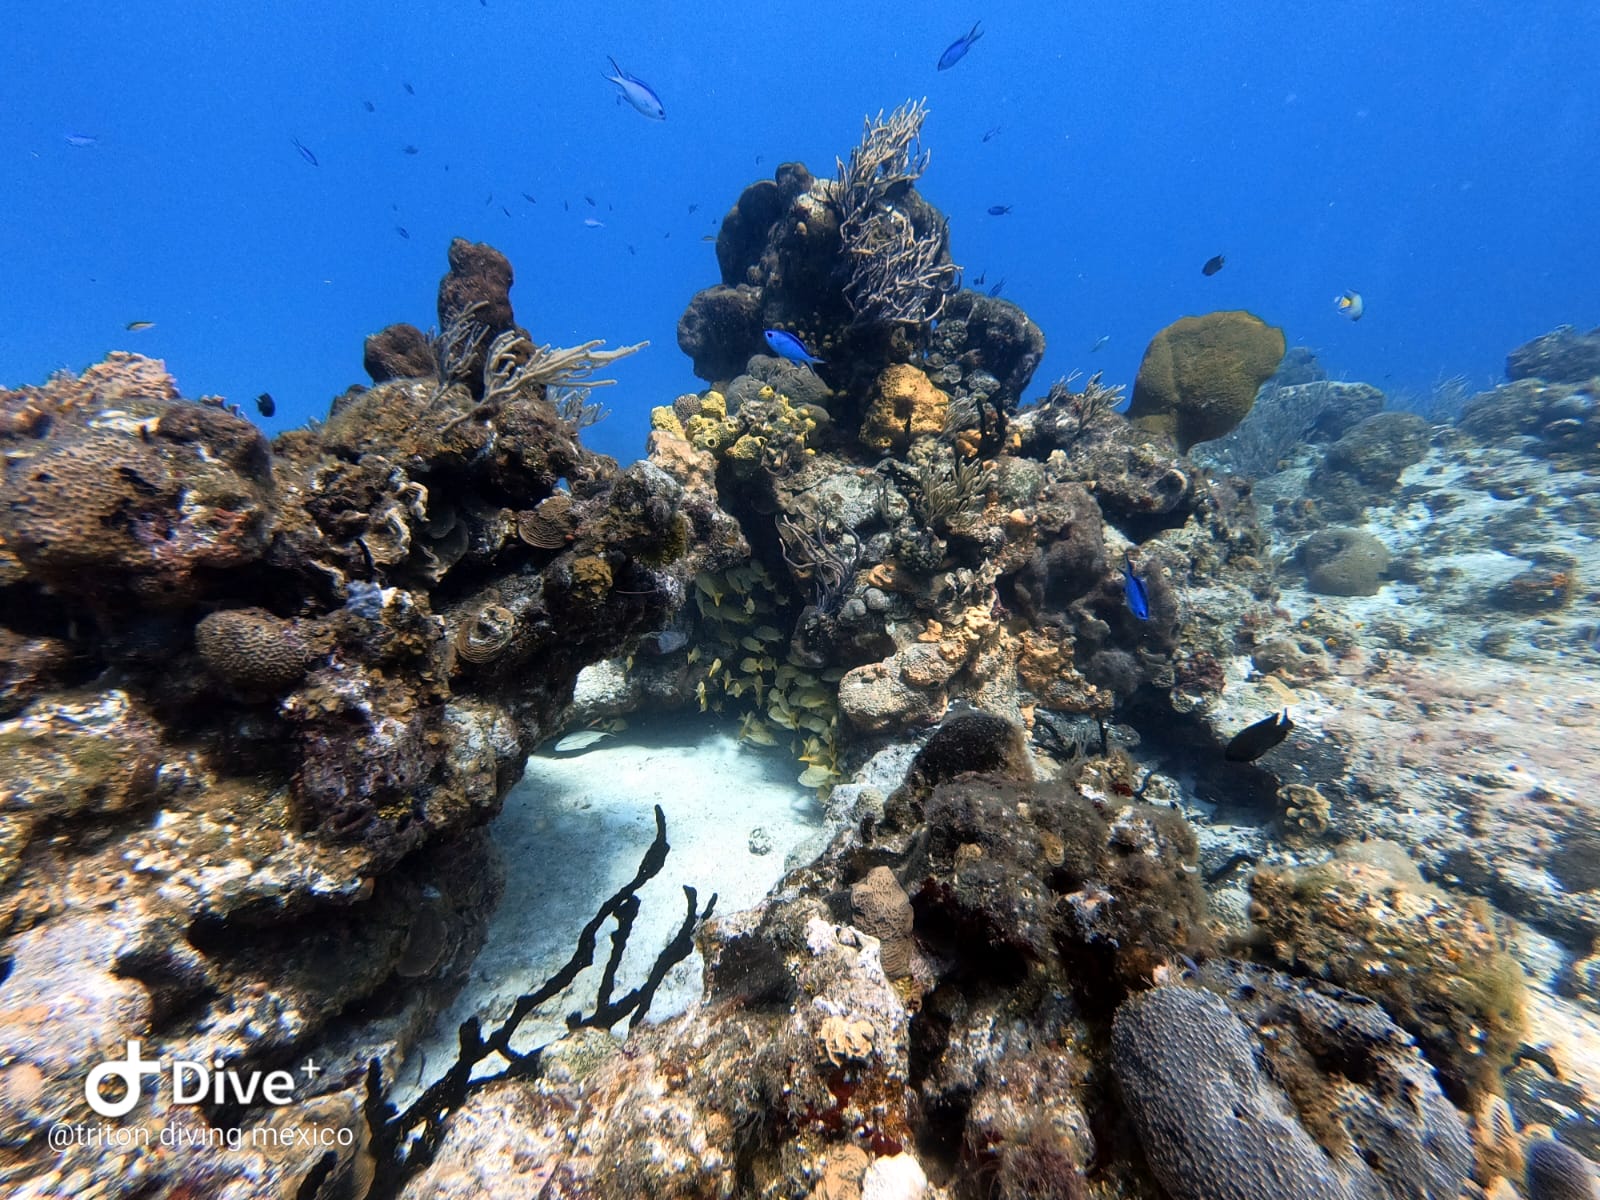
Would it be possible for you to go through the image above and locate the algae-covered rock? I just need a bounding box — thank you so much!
[1127,311,1286,452]
[363,322,435,382]
[1320,410,1431,489]
[1250,858,1527,1107]
[1299,527,1391,596]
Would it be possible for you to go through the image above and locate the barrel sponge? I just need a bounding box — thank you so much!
[1526,1139,1600,1200]
[1127,311,1286,452]
[1111,986,1353,1200]
[194,608,312,692]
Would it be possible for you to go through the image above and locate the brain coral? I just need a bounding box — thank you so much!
[1113,975,1472,1200]
[1,414,271,609]
[1114,986,1351,1200]
[850,866,914,979]
[1127,311,1286,452]
[194,608,312,692]
[1298,527,1392,596]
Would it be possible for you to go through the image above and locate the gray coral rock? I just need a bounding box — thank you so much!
[1507,324,1600,385]
[1526,1139,1600,1200]
[1113,986,1353,1200]
[1112,974,1472,1200]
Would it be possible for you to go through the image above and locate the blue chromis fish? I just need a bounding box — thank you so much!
[65,133,98,148]
[1121,553,1150,621]
[937,21,983,70]
[1090,334,1110,353]
[291,137,319,167]
[1335,289,1365,321]
[125,320,155,332]
[987,279,1006,298]
[763,329,824,367]
[987,204,1012,216]
[604,56,665,120]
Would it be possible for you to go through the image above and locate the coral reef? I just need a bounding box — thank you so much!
[1126,310,1287,452]
[1309,410,1432,518]
[1460,375,1600,470]
[0,242,738,1196]
[13,99,1596,1200]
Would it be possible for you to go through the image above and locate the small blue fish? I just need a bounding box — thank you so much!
[937,21,983,70]
[987,205,1012,216]
[973,271,986,286]
[763,329,824,368]
[1091,334,1110,353]
[604,56,665,120]
[981,125,1002,143]
[65,133,98,148]
[987,279,1006,298]
[291,137,319,167]
[1122,553,1150,621]
[395,225,410,239]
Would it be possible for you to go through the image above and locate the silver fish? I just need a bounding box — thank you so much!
[552,729,613,753]
[604,56,665,120]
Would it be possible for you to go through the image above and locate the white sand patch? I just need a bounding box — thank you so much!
[396,713,821,1100]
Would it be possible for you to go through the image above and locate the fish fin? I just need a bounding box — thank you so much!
[970,20,984,40]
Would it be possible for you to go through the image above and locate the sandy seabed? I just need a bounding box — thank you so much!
[398,714,822,1098]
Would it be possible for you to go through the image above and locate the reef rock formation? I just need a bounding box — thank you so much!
[0,243,740,1196]
[657,156,1270,755]
[1507,324,1600,385]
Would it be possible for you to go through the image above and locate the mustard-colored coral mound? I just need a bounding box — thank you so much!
[859,364,948,454]
[1127,311,1285,452]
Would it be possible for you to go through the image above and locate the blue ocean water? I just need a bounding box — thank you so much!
[3,1,1596,463]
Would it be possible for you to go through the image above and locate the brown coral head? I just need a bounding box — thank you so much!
[454,603,516,665]
[516,493,577,549]
[194,608,311,693]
